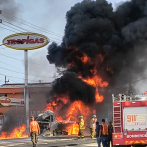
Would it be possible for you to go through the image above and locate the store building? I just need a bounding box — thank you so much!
[0,82,52,115]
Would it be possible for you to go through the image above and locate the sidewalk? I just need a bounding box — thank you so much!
[67,142,98,146]
[0,137,97,146]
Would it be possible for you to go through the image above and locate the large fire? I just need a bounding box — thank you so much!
[0,124,28,139]
[46,95,92,135]
[82,75,108,102]
[46,53,109,135]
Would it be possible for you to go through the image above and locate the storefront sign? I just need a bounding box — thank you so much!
[126,114,147,126]
[3,32,49,50]
[0,97,11,107]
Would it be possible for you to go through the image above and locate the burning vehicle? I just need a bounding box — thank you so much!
[45,0,147,135]
[35,110,77,136]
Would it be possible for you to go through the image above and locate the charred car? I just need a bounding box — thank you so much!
[35,110,75,136]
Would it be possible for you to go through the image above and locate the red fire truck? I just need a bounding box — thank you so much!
[112,93,147,147]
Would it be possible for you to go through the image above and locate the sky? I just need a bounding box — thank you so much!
[0,0,128,85]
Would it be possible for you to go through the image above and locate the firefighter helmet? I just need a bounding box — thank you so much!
[78,115,83,118]
[92,114,96,117]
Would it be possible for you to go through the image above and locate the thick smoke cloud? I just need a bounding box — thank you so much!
[50,72,95,104]
[47,0,147,104]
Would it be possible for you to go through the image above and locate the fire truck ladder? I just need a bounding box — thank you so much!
[113,103,122,133]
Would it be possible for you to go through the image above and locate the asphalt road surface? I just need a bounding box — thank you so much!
[0,136,98,147]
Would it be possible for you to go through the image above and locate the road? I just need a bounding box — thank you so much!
[0,136,98,147]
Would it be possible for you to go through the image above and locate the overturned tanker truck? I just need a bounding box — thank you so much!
[35,110,76,136]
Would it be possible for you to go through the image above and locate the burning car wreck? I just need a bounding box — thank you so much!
[35,110,77,136]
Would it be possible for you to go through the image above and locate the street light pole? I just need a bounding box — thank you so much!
[24,50,29,130]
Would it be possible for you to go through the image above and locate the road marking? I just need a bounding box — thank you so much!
[0,143,25,146]
[38,143,48,144]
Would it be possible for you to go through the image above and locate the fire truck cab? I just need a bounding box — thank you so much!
[112,93,147,147]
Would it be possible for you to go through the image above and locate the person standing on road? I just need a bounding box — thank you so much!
[99,119,108,147]
[96,121,101,147]
[30,116,40,147]
[108,121,113,147]
[78,115,85,139]
[90,114,97,138]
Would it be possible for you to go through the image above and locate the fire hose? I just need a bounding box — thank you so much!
[85,125,90,129]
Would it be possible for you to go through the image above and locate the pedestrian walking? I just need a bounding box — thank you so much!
[30,116,40,147]
[78,115,85,139]
[99,119,108,147]
[96,122,101,147]
[108,121,113,147]
[90,114,97,138]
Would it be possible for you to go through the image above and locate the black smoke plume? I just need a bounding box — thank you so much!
[50,72,95,104]
[47,0,147,104]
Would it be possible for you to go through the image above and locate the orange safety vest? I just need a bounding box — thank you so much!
[30,120,40,133]
[101,124,108,135]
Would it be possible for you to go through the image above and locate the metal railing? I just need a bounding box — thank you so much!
[112,94,147,102]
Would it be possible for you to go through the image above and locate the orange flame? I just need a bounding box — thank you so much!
[81,54,89,63]
[67,123,79,135]
[82,75,108,87]
[80,75,108,103]
[46,95,93,135]
[0,124,28,139]
[45,53,109,135]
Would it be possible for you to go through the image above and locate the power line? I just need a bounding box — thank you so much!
[0,61,24,71]
[9,78,19,83]
[3,20,63,42]
[0,25,18,34]
[3,20,31,32]
[0,73,53,83]
[1,22,62,42]
[0,73,35,82]
[2,12,63,37]
[0,24,61,45]
[0,53,55,67]
[0,66,54,79]
[1,22,24,33]
[0,79,4,82]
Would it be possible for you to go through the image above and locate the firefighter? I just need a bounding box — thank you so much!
[78,115,85,139]
[90,114,97,138]
[30,116,40,147]
[99,119,108,147]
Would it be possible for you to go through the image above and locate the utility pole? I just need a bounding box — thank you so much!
[5,76,9,84]
[0,10,2,23]
[24,50,29,131]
